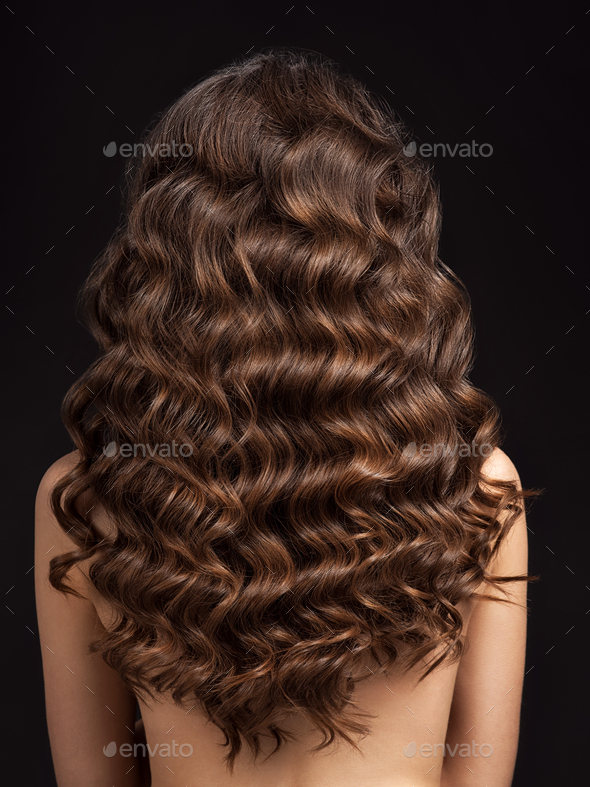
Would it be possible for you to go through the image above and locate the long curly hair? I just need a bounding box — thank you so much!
[49,47,537,769]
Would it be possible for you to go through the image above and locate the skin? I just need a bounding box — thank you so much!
[35,447,528,787]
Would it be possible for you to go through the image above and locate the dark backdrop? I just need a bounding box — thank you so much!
[3,1,588,784]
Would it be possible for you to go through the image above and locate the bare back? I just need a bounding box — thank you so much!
[36,447,528,787]
[88,576,474,787]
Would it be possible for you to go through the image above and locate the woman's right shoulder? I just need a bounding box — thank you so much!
[481,447,521,486]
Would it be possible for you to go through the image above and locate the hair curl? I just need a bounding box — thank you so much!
[49,47,538,769]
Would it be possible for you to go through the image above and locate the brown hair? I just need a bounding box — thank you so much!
[49,47,537,769]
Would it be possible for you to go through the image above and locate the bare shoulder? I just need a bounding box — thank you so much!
[35,450,117,613]
[35,450,89,600]
[36,449,81,499]
[36,449,113,545]
[481,446,521,486]
[480,448,525,516]
[444,446,529,786]
[479,447,529,583]
[35,454,138,787]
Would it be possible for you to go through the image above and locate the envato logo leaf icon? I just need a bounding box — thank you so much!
[403,442,418,457]
[403,741,417,757]
[103,441,117,457]
[103,141,117,157]
[103,741,117,757]
[402,141,417,157]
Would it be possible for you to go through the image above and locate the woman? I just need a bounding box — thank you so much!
[35,48,537,787]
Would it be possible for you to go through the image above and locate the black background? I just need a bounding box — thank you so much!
[3,1,589,784]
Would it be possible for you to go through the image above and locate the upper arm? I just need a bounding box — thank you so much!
[442,448,529,787]
[34,451,141,787]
